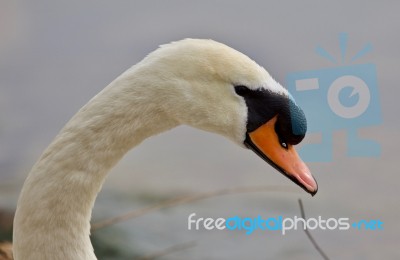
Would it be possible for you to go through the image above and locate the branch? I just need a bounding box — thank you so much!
[91,185,299,231]
[298,199,330,260]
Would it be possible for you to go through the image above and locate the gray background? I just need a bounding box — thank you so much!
[0,1,399,259]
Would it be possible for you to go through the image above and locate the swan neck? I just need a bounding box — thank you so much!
[13,71,177,259]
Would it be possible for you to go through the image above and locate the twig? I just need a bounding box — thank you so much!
[135,241,196,260]
[91,185,299,231]
[298,199,330,260]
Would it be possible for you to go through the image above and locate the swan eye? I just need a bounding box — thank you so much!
[234,85,251,96]
[281,142,288,149]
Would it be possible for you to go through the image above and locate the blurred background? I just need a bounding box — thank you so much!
[0,1,399,259]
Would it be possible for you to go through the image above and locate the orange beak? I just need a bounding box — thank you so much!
[244,116,318,195]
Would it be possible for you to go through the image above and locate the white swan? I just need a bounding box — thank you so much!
[13,39,317,259]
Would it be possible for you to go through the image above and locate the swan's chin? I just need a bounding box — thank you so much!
[244,118,318,196]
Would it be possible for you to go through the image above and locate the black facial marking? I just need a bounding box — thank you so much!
[234,85,307,145]
[275,97,307,145]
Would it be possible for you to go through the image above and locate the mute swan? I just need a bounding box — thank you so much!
[13,39,317,259]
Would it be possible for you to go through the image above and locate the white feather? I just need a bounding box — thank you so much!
[13,39,287,259]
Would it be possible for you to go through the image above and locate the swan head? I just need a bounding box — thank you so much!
[136,39,318,195]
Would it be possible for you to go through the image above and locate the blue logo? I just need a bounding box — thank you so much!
[286,33,381,162]
[187,213,383,235]
[351,219,383,230]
